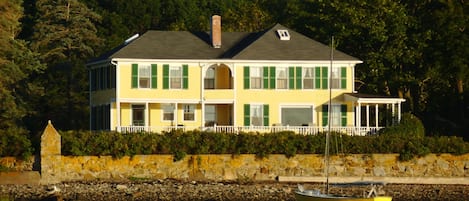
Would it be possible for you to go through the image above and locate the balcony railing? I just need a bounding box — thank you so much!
[117,125,384,136]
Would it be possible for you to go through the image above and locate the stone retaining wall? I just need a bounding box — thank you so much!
[1,122,468,185]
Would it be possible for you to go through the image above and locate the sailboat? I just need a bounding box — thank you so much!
[294,37,392,201]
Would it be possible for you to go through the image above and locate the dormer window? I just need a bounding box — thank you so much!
[276,29,290,40]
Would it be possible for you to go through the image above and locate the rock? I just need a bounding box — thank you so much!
[115,184,128,190]
[0,180,468,201]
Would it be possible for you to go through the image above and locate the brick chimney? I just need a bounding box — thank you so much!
[211,15,221,48]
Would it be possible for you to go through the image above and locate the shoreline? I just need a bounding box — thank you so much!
[1,179,468,201]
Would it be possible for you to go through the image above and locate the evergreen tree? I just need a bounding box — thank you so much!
[29,0,102,131]
[0,0,43,157]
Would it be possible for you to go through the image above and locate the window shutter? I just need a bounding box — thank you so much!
[182,64,188,89]
[263,66,269,89]
[131,64,138,88]
[243,66,250,89]
[269,66,276,89]
[288,67,295,89]
[263,104,269,126]
[296,67,302,89]
[151,64,157,88]
[341,104,347,126]
[341,67,347,89]
[322,105,328,126]
[244,104,250,126]
[315,67,321,89]
[321,66,328,89]
[163,64,169,89]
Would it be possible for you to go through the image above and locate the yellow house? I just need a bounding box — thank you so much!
[88,16,405,135]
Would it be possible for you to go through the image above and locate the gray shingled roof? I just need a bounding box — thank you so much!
[92,24,360,62]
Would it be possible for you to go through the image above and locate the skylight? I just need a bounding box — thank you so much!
[276,30,290,40]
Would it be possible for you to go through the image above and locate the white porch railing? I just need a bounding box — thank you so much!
[117,125,384,136]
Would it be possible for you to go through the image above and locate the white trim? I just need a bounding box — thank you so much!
[115,61,121,131]
[111,58,362,65]
[118,98,200,103]
[203,100,235,104]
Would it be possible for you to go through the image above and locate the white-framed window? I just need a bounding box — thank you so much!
[281,106,313,126]
[138,64,151,88]
[204,67,215,89]
[303,67,315,89]
[162,104,174,121]
[250,105,263,126]
[204,105,216,126]
[331,67,340,89]
[330,105,341,127]
[250,67,262,89]
[183,104,195,121]
[170,66,182,89]
[132,104,145,126]
[276,67,288,89]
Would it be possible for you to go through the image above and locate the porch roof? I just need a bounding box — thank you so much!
[344,93,406,104]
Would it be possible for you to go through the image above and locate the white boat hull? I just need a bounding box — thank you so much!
[295,190,392,201]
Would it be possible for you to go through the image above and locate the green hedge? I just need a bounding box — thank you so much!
[59,129,468,161]
[57,114,468,161]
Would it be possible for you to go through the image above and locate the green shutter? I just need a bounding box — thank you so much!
[182,64,188,89]
[269,66,275,89]
[315,67,321,89]
[131,64,138,88]
[288,67,295,89]
[322,66,328,89]
[151,64,157,88]
[340,67,347,89]
[322,105,328,126]
[263,66,269,89]
[244,104,250,126]
[243,66,250,89]
[296,67,302,89]
[263,104,269,126]
[163,64,169,89]
[341,104,347,126]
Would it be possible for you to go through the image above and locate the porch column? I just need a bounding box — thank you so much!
[375,104,379,129]
[117,101,121,132]
[398,102,402,122]
[201,103,205,128]
[357,102,361,129]
[366,104,370,129]
[145,102,149,131]
[174,103,178,126]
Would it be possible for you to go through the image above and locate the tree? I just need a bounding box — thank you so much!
[29,0,102,131]
[417,0,469,136]
[0,0,43,157]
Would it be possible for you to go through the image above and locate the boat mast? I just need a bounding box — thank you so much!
[325,36,334,194]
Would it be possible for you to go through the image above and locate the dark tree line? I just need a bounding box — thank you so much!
[0,0,467,139]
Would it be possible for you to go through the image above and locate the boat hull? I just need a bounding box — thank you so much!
[295,191,392,201]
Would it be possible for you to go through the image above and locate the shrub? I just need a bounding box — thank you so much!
[379,113,425,138]
[57,126,468,161]
[0,127,33,159]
